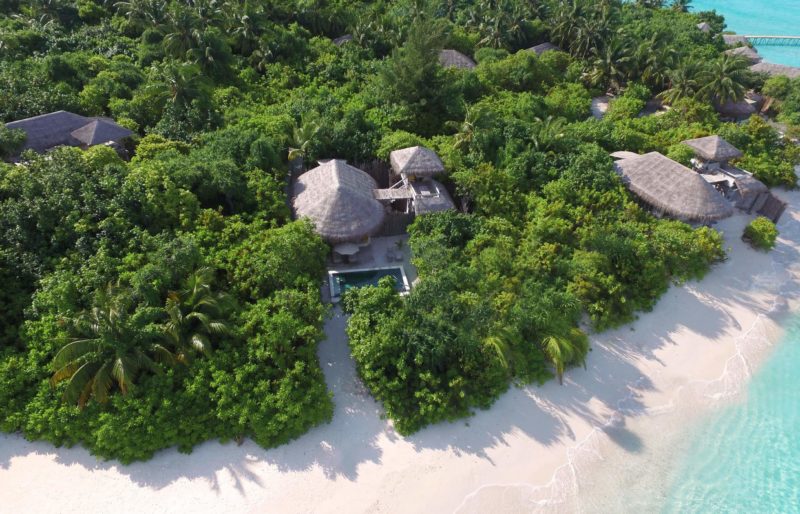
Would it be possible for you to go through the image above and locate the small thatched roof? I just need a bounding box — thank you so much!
[292,160,385,244]
[750,62,800,79]
[71,119,133,146]
[411,179,455,215]
[610,151,641,161]
[725,46,761,63]
[723,34,748,46]
[697,22,712,33]
[682,135,743,161]
[717,99,757,118]
[614,152,733,223]
[390,146,444,177]
[438,49,476,69]
[332,34,353,46]
[735,174,768,197]
[528,42,559,55]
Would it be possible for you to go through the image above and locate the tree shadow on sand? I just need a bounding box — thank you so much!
[3,210,800,493]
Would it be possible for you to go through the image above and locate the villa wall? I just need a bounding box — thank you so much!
[379,212,415,236]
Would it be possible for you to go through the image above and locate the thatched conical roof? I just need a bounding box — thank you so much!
[292,160,385,244]
[750,62,800,79]
[610,150,641,161]
[332,34,353,46]
[725,46,761,63]
[528,42,559,55]
[682,135,743,161]
[71,119,133,146]
[614,152,733,223]
[438,49,476,69]
[723,34,747,46]
[389,146,444,177]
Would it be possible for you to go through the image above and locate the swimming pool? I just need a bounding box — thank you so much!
[328,266,410,299]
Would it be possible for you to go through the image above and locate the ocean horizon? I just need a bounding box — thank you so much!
[692,0,800,67]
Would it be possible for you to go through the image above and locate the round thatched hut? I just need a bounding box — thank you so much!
[697,22,712,33]
[528,42,560,55]
[682,135,744,163]
[292,160,385,244]
[389,146,445,178]
[614,152,733,223]
[438,49,476,70]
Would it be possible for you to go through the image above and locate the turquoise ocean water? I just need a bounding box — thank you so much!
[658,4,800,511]
[661,317,800,513]
[692,0,800,67]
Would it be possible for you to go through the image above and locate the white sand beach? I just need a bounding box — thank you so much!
[2,190,800,514]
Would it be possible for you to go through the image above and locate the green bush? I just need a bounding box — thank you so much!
[743,217,778,250]
[0,126,26,158]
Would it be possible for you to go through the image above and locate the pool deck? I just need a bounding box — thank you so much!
[321,235,418,303]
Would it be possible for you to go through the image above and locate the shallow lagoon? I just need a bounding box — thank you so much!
[692,0,800,67]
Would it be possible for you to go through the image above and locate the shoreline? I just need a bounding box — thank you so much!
[455,189,800,512]
[2,191,800,513]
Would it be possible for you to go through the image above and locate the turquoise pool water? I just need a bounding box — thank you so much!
[692,0,800,67]
[661,316,800,513]
[329,267,407,297]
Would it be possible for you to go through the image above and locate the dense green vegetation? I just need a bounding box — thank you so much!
[743,216,779,251]
[1,0,797,455]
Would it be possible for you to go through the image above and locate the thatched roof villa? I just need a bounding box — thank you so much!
[528,42,560,55]
[332,34,353,46]
[614,152,733,223]
[610,150,641,161]
[750,61,800,79]
[292,160,385,244]
[679,135,785,219]
[725,46,762,64]
[682,135,744,164]
[5,111,133,154]
[723,34,748,46]
[438,49,476,70]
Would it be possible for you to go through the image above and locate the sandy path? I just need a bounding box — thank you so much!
[2,191,799,514]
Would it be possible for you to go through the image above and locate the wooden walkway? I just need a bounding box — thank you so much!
[744,35,800,46]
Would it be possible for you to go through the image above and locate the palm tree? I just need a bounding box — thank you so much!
[163,6,200,57]
[162,267,230,362]
[446,104,486,151]
[287,116,321,171]
[149,60,205,107]
[530,116,567,152]
[699,54,751,107]
[588,35,634,93]
[51,285,171,407]
[540,328,588,385]
[483,325,521,372]
[114,0,168,29]
[671,0,692,12]
[658,59,704,104]
[635,34,677,90]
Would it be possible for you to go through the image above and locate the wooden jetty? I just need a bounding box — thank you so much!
[743,35,800,46]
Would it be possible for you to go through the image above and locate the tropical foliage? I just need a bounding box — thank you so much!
[0,0,795,455]
[743,216,779,250]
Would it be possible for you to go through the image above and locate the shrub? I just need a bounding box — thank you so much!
[743,216,778,250]
[0,126,26,158]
